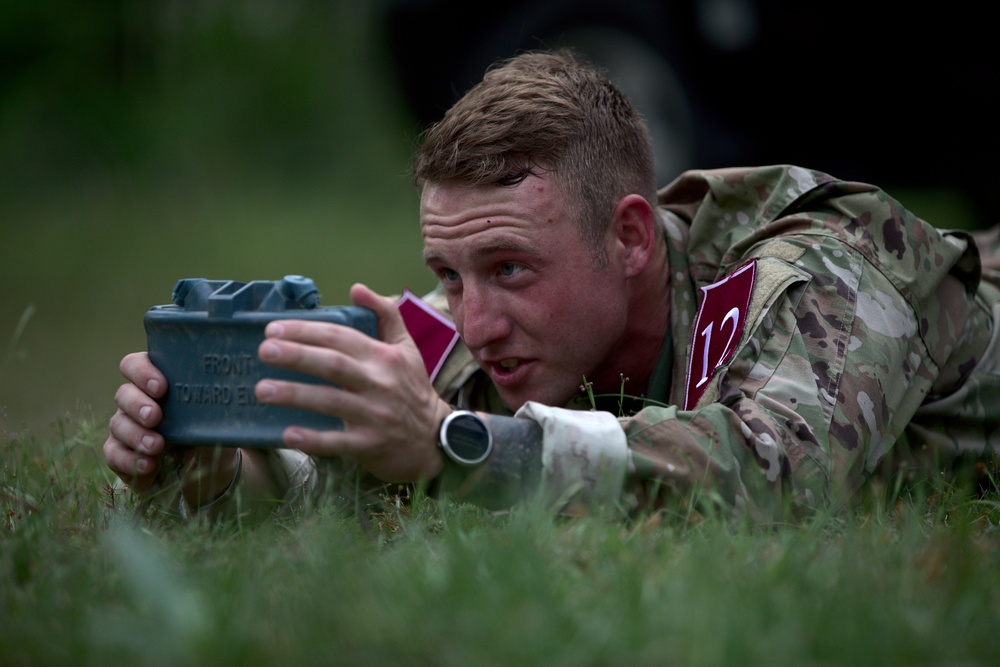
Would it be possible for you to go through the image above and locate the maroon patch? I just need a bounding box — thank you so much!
[396,289,460,382]
[684,260,757,410]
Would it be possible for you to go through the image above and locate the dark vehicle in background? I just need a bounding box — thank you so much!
[382,0,993,222]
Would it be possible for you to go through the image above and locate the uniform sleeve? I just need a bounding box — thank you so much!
[621,231,975,523]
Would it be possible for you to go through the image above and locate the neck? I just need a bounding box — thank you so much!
[589,239,672,398]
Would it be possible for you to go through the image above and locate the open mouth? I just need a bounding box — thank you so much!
[499,358,519,371]
[485,357,532,387]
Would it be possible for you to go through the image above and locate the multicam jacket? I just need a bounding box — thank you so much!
[152,165,999,523]
[642,165,998,520]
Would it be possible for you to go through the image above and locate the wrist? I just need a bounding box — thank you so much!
[427,406,496,496]
[423,400,454,479]
[434,413,543,509]
[181,447,243,508]
[438,409,493,466]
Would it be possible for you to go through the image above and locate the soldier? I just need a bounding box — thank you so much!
[104,50,1000,523]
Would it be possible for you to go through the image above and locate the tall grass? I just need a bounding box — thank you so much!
[4,421,1000,666]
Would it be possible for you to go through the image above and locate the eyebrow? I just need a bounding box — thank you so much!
[423,239,539,266]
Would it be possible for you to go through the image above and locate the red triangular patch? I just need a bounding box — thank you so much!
[684,260,757,410]
[396,289,460,383]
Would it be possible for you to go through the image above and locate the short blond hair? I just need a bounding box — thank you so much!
[413,49,657,258]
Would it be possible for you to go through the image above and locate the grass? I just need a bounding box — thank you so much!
[4,422,1000,666]
[3,4,998,665]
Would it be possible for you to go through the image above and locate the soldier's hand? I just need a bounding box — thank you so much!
[104,352,170,492]
[255,283,451,483]
[104,352,240,503]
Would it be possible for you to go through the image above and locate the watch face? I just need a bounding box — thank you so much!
[442,411,492,465]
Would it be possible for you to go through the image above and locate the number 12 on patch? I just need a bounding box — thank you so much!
[684,260,757,410]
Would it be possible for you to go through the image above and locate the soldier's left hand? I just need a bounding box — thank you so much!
[254,283,451,483]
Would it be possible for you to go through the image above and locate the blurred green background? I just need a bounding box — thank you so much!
[0,1,979,439]
[0,2,433,438]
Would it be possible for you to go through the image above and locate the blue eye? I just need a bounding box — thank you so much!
[499,263,522,277]
[440,268,460,282]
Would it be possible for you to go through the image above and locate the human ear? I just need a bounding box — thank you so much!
[611,194,656,278]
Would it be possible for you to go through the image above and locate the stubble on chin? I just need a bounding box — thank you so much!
[498,383,580,414]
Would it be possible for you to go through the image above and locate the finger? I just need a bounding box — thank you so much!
[264,317,376,353]
[279,425,402,474]
[282,424,443,483]
[281,424,364,457]
[120,352,168,398]
[255,378,371,422]
[257,333,373,390]
[108,407,165,457]
[103,430,159,492]
[262,318,379,367]
[350,282,412,345]
[115,382,163,429]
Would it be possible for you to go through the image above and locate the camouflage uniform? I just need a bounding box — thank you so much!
[151,165,1000,523]
[636,165,998,520]
[440,165,1000,521]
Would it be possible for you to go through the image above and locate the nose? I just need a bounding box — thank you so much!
[455,285,510,350]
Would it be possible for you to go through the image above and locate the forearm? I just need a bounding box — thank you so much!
[168,447,300,522]
[179,447,242,509]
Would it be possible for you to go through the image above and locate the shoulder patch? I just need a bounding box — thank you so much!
[684,260,757,410]
[397,289,461,383]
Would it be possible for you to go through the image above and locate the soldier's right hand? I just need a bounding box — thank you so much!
[104,352,168,493]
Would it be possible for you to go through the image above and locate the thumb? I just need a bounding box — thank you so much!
[349,283,412,345]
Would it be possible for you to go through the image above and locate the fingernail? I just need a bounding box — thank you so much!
[139,405,152,423]
[256,382,275,401]
[260,342,280,361]
[266,322,285,337]
[139,435,156,454]
[285,429,304,444]
[147,379,161,395]
[136,458,151,474]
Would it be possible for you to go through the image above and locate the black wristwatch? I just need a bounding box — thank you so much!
[438,410,493,466]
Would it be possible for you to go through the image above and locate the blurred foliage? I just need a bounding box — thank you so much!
[0,0,420,196]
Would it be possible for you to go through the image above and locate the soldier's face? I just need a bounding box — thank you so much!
[420,173,631,410]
